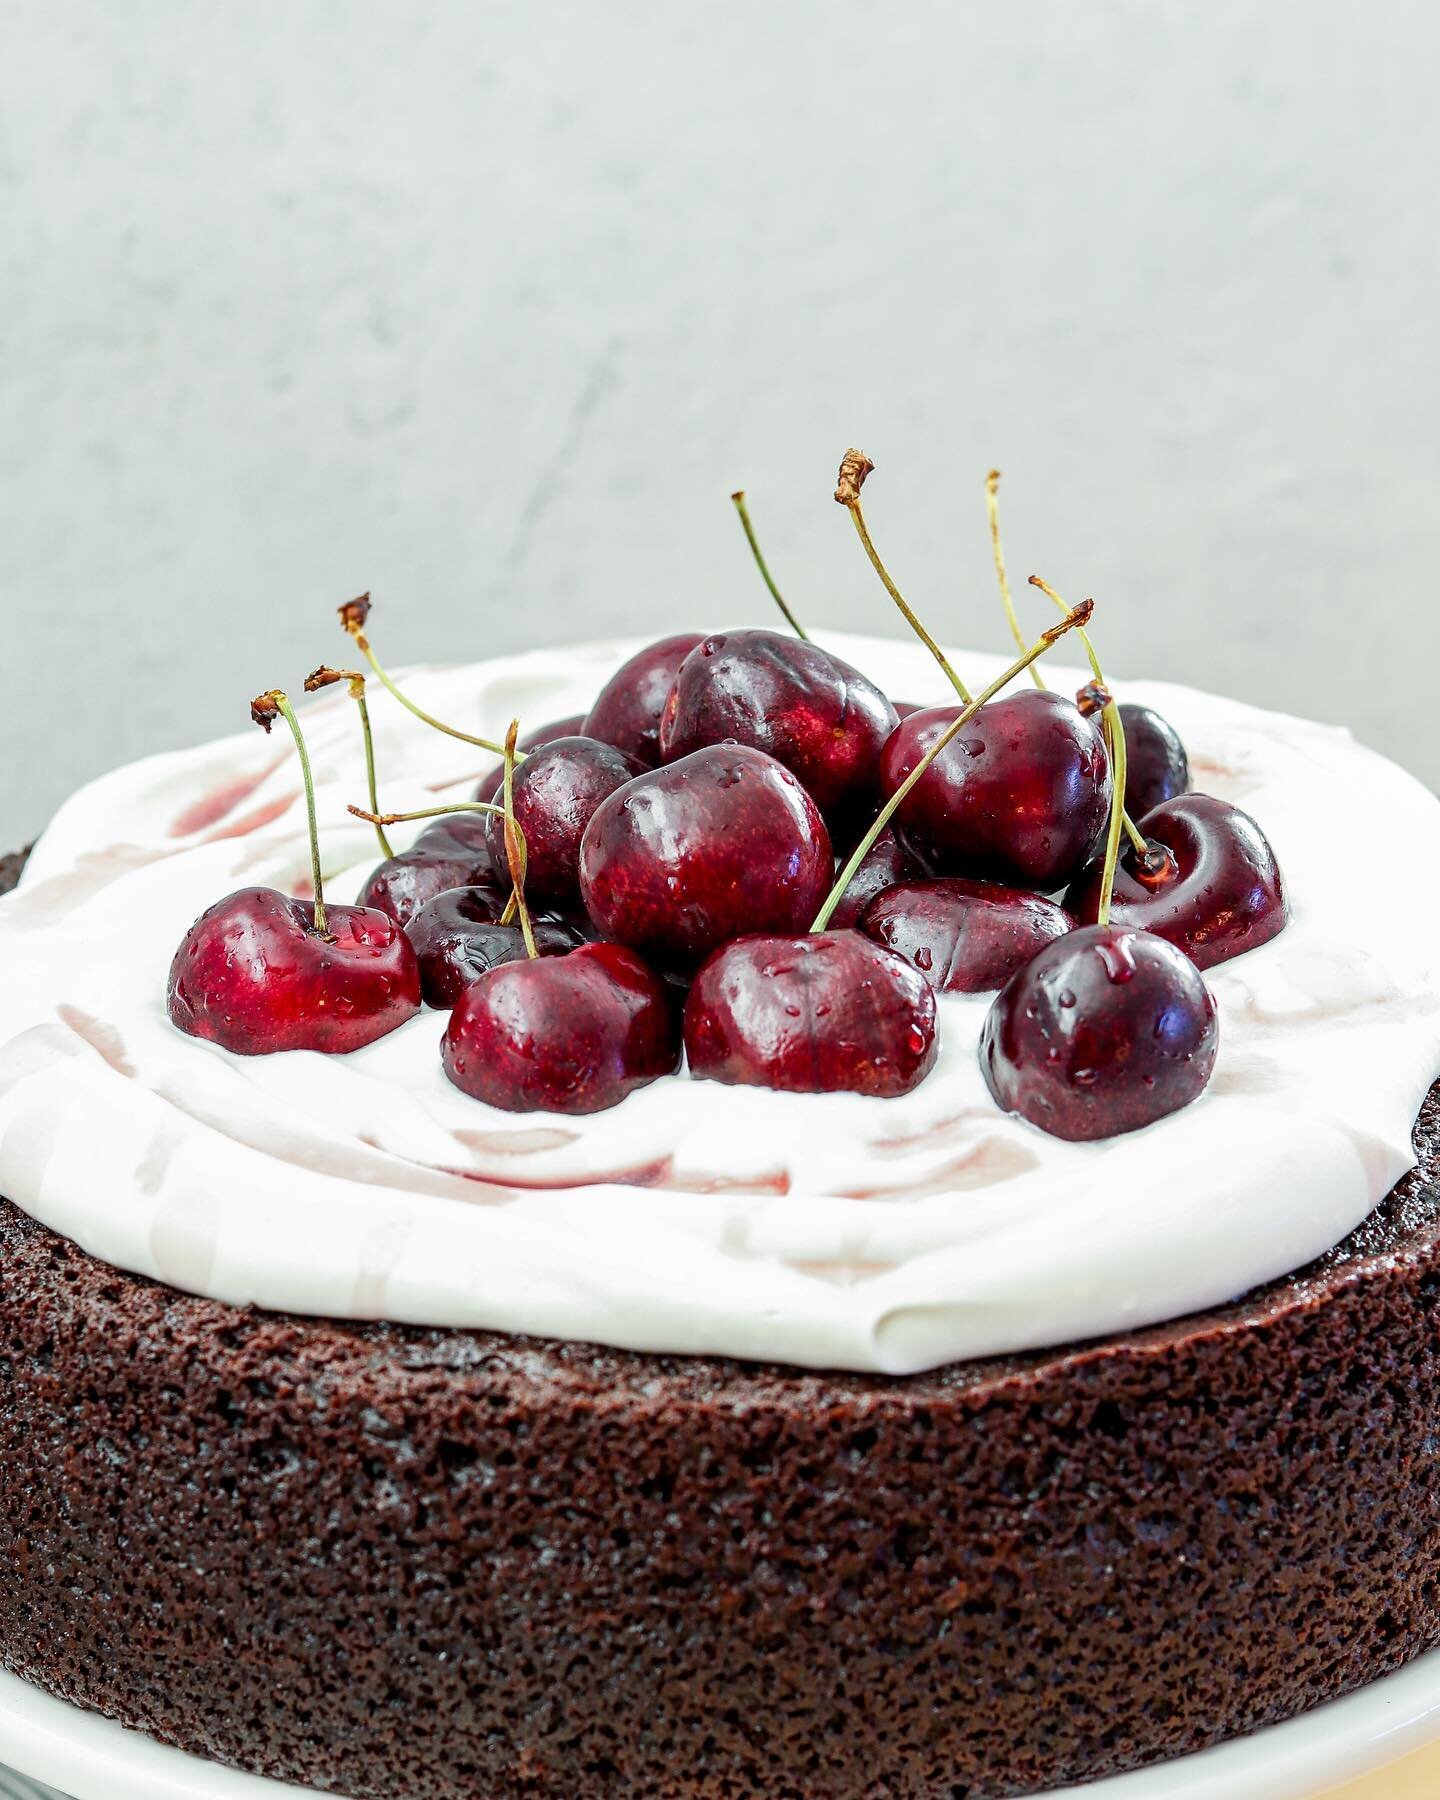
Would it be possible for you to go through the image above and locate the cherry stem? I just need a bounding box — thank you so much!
[1027,575,1105,685]
[501,719,538,958]
[810,601,1094,932]
[339,601,516,761]
[731,491,808,640]
[834,450,973,704]
[1028,574,1148,861]
[986,470,1045,691]
[1096,701,1130,927]
[254,691,329,936]
[306,667,392,858]
[347,800,506,828]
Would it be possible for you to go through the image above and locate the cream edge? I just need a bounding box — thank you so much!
[1,630,1438,1375]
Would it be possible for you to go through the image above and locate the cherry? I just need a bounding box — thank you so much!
[479,735,644,905]
[979,620,1218,1140]
[474,715,588,804]
[581,633,706,768]
[827,828,918,931]
[860,878,1075,993]
[579,744,833,969]
[978,923,1218,1139]
[876,691,1110,888]
[1065,793,1288,970]
[1116,701,1191,817]
[358,813,499,927]
[407,886,583,1009]
[167,691,420,1055]
[658,629,898,832]
[442,942,679,1113]
[169,887,421,1055]
[684,932,937,1097]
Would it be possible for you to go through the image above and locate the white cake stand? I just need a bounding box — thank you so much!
[4,1650,1440,1800]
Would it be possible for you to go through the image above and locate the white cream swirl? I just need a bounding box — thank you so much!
[1,633,1438,1374]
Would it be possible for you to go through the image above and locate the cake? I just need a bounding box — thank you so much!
[3,612,1440,1798]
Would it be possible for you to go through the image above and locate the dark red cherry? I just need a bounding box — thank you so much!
[1065,793,1288,971]
[877,690,1110,888]
[684,932,937,1097]
[579,745,833,969]
[979,923,1218,1140]
[480,736,644,905]
[861,878,1075,993]
[358,814,500,928]
[474,714,589,805]
[442,942,679,1113]
[582,632,706,767]
[168,886,421,1055]
[658,629,898,832]
[827,828,919,930]
[407,887,584,1009]
[1118,701,1191,817]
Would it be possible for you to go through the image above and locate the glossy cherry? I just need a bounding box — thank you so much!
[861,878,1075,993]
[1065,793,1287,971]
[358,814,500,928]
[479,736,643,906]
[408,886,584,1009]
[474,714,589,804]
[170,688,423,1055]
[827,828,919,931]
[168,886,421,1055]
[877,690,1110,888]
[1117,701,1191,818]
[442,942,679,1113]
[979,923,1218,1140]
[658,629,899,832]
[684,932,937,1097]
[579,744,833,969]
[582,633,706,767]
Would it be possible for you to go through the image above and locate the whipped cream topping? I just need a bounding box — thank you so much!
[2,632,1438,1375]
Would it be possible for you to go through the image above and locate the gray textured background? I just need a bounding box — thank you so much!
[3,0,1437,852]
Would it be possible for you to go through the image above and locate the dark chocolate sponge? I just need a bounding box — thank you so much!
[0,846,29,894]
[3,841,1440,1799]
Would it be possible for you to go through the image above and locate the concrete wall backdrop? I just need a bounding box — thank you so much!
[3,0,1437,848]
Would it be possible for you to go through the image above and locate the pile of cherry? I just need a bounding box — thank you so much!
[168,458,1288,1142]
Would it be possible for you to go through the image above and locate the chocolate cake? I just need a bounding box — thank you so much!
[4,812,1440,1797]
[4,589,1440,1800]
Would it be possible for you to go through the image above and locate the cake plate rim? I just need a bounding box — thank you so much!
[4,1646,1440,1800]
